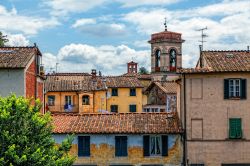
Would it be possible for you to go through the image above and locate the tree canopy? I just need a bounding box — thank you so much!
[139,67,149,74]
[0,95,75,166]
[0,32,8,47]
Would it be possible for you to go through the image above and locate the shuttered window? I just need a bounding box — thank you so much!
[129,105,136,112]
[229,118,242,139]
[112,88,118,96]
[111,105,118,113]
[130,88,136,96]
[115,136,128,157]
[224,79,247,99]
[143,135,168,157]
[78,136,90,157]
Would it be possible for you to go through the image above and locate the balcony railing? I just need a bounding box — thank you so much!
[46,104,79,113]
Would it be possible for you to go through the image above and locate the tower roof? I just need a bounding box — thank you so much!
[148,30,185,44]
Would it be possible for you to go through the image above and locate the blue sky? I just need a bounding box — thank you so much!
[0,0,249,75]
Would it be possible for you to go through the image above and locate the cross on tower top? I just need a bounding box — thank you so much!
[164,17,167,31]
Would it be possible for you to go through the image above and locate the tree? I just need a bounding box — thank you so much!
[0,95,75,166]
[0,32,8,47]
[139,67,149,74]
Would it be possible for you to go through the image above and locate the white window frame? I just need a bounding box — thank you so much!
[65,95,72,105]
[149,135,162,156]
[48,95,55,106]
[229,79,241,97]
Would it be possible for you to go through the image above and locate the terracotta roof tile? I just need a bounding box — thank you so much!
[45,74,143,92]
[52,112,183,134]
[145,81,178,94]
[0,47,39,68]
[179,50,250,73]
[122,73,152,80]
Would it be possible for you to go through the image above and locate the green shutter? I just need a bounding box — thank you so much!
[229,118,242,139]
[224,79,229,99]
[241,79,247,99]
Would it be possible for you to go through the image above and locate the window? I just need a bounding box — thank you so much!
[229,118,242,139]
[224,79,246,99]
[130,88,136,96]
[169,49,177,72]
[229,79,240,97]
[111,105,118,113]
[65,96,72,105]
[78,136,90,157]
[48,95,55,106]
[115,136,128,157]
[155,50,161,68]
[82,95,90,105]
[129,105,136,112]
[143,135,168,157]
[112,88,118,96]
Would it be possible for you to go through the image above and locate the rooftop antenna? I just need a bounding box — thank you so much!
[55,63,59,73]
[164,17,167,31]
[197,27,208,51]
[49,67,54,73]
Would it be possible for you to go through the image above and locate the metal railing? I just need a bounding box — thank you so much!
[47,104,79,113]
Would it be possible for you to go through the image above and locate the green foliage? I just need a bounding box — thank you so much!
[0,95,75,166]
[0,32,8,47]
[139,67,149,74]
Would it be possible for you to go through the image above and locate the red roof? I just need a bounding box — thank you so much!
[0,46,40,68]
[179,50,250,73]
[149,30,184,43]
[52,112,183,134]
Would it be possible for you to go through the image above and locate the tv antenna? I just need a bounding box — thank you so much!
[55,63,59,73]
[197,27,208,50]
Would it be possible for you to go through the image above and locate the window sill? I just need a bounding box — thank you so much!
[226,138,245,141]
[228,97,241,100]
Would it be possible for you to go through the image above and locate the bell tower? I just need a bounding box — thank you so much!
[148,20,184,76]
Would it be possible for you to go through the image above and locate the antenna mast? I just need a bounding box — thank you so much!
[56,63,59,73]
[197,27,208,50]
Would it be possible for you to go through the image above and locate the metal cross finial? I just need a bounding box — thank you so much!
[164,17,167,31]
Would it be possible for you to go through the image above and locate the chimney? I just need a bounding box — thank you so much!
[247,45,249,53]
[91,69,97,78]
[199,45,203,68]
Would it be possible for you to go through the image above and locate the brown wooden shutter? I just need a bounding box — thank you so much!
[224,79,229,99]
[162,135,168,156]
[241,79,247,99]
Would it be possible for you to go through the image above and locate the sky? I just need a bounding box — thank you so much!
[0,0,249,75]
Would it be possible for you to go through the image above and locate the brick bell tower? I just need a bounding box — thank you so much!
[148,20,185,80]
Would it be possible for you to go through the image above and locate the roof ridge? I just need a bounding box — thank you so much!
[203,50,249,52]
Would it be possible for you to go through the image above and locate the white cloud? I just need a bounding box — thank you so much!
[0,5,60,35]
[72,18,127,37]
[72,18,96,28]
[43,0,107,16]
[6,33,30,46]
[43,43,150,75]
[116,0,180,7]
[123,0,250,67]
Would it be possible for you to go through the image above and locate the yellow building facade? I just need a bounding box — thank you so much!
[45,73,144,113]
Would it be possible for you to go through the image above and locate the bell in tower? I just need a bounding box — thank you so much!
[148,19,185,78]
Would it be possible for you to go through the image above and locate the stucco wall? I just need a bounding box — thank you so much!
[184,73,250,165]
[107,88,143,113]
[54,134,182,166]
[0,69,24,97]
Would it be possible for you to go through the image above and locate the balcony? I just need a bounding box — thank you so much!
[46,104,79,113]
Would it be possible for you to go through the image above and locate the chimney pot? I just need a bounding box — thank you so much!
[247,45,249,53]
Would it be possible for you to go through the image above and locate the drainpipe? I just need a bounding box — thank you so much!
[183,73,187,166]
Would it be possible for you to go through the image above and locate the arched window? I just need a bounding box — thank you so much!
[155,50,161,68]
[169,49,177,71]
[82,95,90,105]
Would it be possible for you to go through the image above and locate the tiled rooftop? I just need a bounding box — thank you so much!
[0,46,40,68]
[145,81,178,94]
[45,73,143,92]
[52,112,183,134]
[179,50,250,73]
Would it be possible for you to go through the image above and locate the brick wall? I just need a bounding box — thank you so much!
[25,60,36,99]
